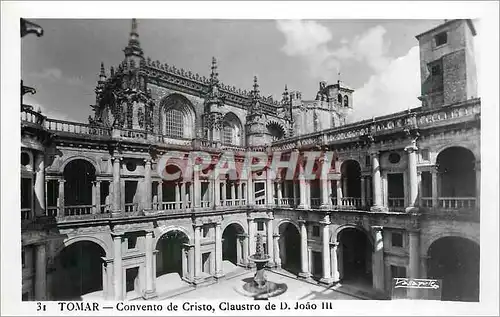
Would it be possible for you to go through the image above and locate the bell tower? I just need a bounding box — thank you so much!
[416,19,477,108]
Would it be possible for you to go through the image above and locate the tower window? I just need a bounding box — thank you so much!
[434,32,448,47]
[337,94,342,103]
[344,95,349,107]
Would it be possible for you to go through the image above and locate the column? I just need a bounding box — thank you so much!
[360,177,366,207]
[144,159,152,210]
[175,183,181,209]
[241,235,249,266]
[405,141,419,212]
[247,172,254,206]
[58,179,65,216]
[34,152,45,217]
[408,229,420,299]
[330,242,340,282]
[215,222,224,278]
[320,217,333,284]
[276,181,283,206]
[96,180,101,214]
[188,247,195,281]
[417,172,423,207]
[158,181,163,209]
[298,220,310,278]
[298,174,308,209]
[371,151,383,208]
[283,181,289,199]
[194,169,201,208]
[320,158,330,208]
[214,177,220,207]
[371,226,385,292]
[112,157,121,214]
[113,233,123,300]
[248,217,255,259]
[143,231,155,298]
[266,169,274,206]
[193,225,202,282]
[91,182,96,214]
[342,178,348,198]
[366,176,372,205]
[231,182,236,205]
[293,181,298,206]
[34,243,47,300]
[336,180,343,206]
[223,182,228,205]
[266,218,275,267]
[431,167,438,208]
[180,182,186,209]
[273,234,281,268]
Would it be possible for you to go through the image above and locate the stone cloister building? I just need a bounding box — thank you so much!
[21,19,480,301]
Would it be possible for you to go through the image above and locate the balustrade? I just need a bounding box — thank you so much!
[46,207,58,217]
[63,205,94,216]
[310,198,321,207]
[21,208,32,220]
[388,198,405,211]
[438,197,476,209]
[421,197,433,208]
[124,203,139,213]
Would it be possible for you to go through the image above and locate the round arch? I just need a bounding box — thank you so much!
[159,93,196,139]
[433,144,479,165]
[423,231,479,255]
[334,224,374,246]
[155,225,193,247]
[274,218,300,235]
[222,220,247,234]
[336,224,373,285]
[59,156,101,174]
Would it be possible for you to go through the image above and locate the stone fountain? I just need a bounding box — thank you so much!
[242,233,287,299]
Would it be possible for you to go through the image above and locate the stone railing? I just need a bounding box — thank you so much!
[340,197,363,207]
[388,198,405,211]
[124,203,139,213]
[271,98,480,151]
[21,208,32,220]
[421,197,433,208]
[21,107,45,125]
[45,119,111,136]
[63,205,94,216]
[438,197,476,209]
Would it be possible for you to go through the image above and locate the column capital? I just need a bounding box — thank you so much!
[369,149,380,157]
[143,157,152,164]
[145,229,154,236]
[329,241,339,248]
[273,233,280,239]
[111,156,123,162]
[111,231,124,238]
[371,225,383,232]
[404,142,418,153]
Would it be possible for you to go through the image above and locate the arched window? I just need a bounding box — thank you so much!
[337,93,342,103]
[161,94,195,139]
[222,112,243,146]
[344,95,349,107]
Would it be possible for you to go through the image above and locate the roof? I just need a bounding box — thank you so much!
[415,19,477,40]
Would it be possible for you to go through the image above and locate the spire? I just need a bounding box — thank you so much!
[252,76,260,99]
[124,18,143,58]
[99,62,106,82]
[210,57,219,85]
[282,84,289,102]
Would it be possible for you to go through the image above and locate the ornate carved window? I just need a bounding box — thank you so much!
[165,108,184,138]
[161,94,195,139]
[221,112,242,146]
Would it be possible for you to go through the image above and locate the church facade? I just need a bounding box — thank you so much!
[21,19,480,301]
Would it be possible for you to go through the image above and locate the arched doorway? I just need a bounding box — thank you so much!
[338,228,372,286]
[278,222,301,275]
[427,236,479,302]
[51,241,105,300]
[340,160,361,207]
[156,230,189,278]
[63,159,96,215]
[436,147,476,204]
[222,223,245,271]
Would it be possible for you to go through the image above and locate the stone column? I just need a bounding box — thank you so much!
[360,177,366,207]
[371,226,385,292]
[293,182,299,206]
[320,217,333,284]
[273,234,281,268]
[408,229,421,299]
[175,183,181,209]
[367,176,372,205]
[298,220,310,279]
[215,222,224,278]
[193,224,202,282]
[113,233,123,300]
[58,179,65,216]
[320,157,330,208]
[371,151,383,209]
[283,181,289,199]
[276,181,283,206]
[431,167,438,208]
[144,159,152,211]
[417,172,423,207]
[298,174,308,209]
[180,182,186,209]
[342,178,348,198]
[91,182,96,214]
[248,217,255,258]
[34,152,45,217]
[34,243,47,300]
[231,182,236,204]
[330,242,340,282]
[247,172,254,206]
[188,246,195,281]
[336,180,343,206]
[194,169,201,208]
[266,169,274,206]
[158,181,163,209]
[266,218,275,267]
[241,235,249,266]
[214,177,220,207]
[143,230,156,299]
[405,141,419,212]
[95,180,101,214]
[112,157,121,214]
